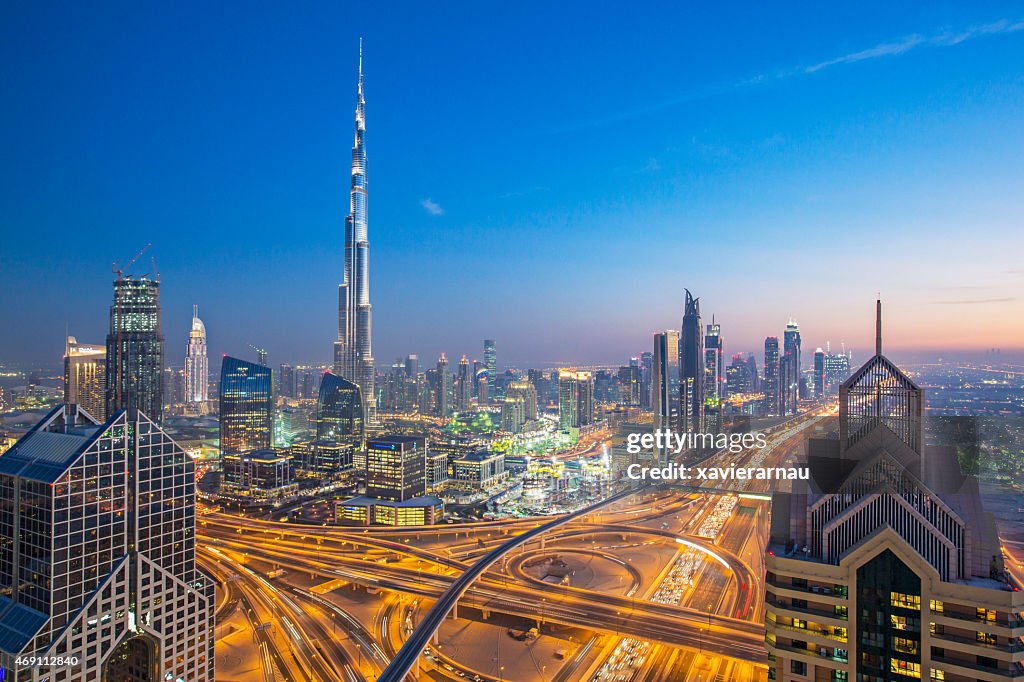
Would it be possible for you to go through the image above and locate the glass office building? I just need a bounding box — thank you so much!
[0,405,215,682]
[218,356,274,457]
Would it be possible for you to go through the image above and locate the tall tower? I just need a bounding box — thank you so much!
[184,304,209,413]
[105,276,164,421]
[764,336,780,416]
[781,319,801,415]
[483,339,497,375]
[334,40,376,422]
[64,336,107,421]
[704,317,724,401]
[679,289,704,433]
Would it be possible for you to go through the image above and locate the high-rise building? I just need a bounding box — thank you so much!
[218,356,274,457]
[704,318,724,402]
[639,351,653,409]
[435,353,452,417]
[781,319,801,415]
[617,364,641,406]
[726,352,754,395]
[679,289,704,433]
[765,301,1019,682]
[405,354,418,379]
[184,305,209,413]
[745,354,759,391]
[813,347,825,398]
[558,370,593,432]
[764,337,781,416]
[483,339,496,375]
[105,276,163,421]
[501,379,539,433]
[456,355,473,411]
[64,336,106,421]
[0,405,215,681]
[334,44,376,422]
[652,330,680,438]
[366,435,426,502]
[279,363,296,398]
[823,347,852,394]
[317,372,364,447]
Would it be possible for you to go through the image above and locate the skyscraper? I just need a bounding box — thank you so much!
[652,330,680,438]
[219,356,274,458]
[366,435,426,502]
[704,318,724,402]
[64,336,106,421]
[558,370,593,432]
[813,347,825,398]
[184,305,209,413]
[456,354,473,410]
[639,351,653,409]
[483,339,496,375]
[0,405,215,681]
[679,289,704,433]
[765,301,1015,682]
[501,379,538,433]
[781,319,801,415]
[279,362,296,398]
[435,353,452,417]
[105,276,164,421]
[317,372,365,446]
[334,44,376,422]
[764,336,780,416]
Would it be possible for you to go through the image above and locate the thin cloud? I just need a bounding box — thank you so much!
[420,198,444,216]
[805,18,1024,74]
[541,16,1024,134]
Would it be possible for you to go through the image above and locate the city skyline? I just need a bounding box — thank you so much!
[3,3,1024,368]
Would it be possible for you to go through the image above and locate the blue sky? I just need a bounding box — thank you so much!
[2,2,1023,369]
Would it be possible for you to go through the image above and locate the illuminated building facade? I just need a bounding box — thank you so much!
[64,336,106,421]
[334,45,376,422]
[184,305,209,414]
[0,405,215,682]
[105,276,163,421]
[766,302,1022,682]
[222,449,297,503]
[704,319,724,402]
[558,370,594,432]
[218,356,273,458]
[501,379,539,433]
[366,435,426,502]
[451,449,507,490]
[484,339,496,375]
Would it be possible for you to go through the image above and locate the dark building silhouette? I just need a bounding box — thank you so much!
[764,337,780,416]
[679,289,704,433]
[105,276,164,421]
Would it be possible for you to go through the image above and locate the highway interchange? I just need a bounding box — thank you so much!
[198,410,830,681]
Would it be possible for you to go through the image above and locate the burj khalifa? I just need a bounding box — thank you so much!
[334,42,376,421]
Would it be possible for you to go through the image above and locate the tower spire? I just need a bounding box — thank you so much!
[875,297,882,356]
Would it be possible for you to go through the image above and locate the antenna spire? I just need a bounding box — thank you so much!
[875,297,883,355]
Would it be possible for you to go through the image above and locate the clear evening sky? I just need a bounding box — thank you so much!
[1,2,1022,369]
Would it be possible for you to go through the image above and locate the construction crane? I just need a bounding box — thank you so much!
[110,243,153,413]
[248,344,268,367]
